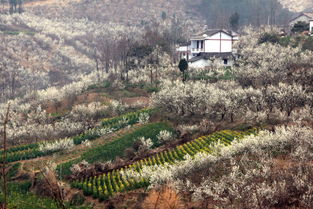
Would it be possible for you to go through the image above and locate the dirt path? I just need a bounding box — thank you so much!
[121,96,150,107]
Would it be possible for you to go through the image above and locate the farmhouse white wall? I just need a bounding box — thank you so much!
[189,58,234,69]
[205,32,233,53]
[310,20,313,34]
[189,59,210,68]
[189,31,234,58]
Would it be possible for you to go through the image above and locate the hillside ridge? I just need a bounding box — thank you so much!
[279,0,313,12]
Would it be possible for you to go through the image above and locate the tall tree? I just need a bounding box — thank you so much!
[178,59,188,82]
[229,12,240,31]
[9,0,22,14]
[1,103,10,209]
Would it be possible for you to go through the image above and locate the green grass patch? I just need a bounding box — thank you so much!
[145,85,160,93]
[1,108,156,163]
[0,181,91,209]
[87,81,112,91]
[1,30,36,36]
[7,162,21,180]
[81,122,174,163]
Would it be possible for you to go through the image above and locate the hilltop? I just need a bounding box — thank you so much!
[24,0,204,26]
[0,0,313,209]
[279,0,313,12]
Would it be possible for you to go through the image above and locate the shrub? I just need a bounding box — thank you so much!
[138,112,150,124]
[291,21,309,33]
[138,137,154,149]
[302,37,313,51]
[258,32,280,45]
[39,138,74,153]
[157,130,174,143]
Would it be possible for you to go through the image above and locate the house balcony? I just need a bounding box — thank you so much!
[191,48,205,53]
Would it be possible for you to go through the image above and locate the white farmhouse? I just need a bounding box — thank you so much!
[177,29,239,68]
[189,29,238,58]
[310,20,313,35]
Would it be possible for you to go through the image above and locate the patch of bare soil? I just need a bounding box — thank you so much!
[101,189,148,209]
[44,92,110,114]
[272,155,313,172]
[121,96,150,107]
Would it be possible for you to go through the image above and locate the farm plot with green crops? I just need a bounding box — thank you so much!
[0,108,155,163]
[80,122,174,163]
[57,122,175,178]
[71,128,258,201]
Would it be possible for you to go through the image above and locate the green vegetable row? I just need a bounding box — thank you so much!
[72,128,258,200]
[1,108,155,163]
[57,122,175,178]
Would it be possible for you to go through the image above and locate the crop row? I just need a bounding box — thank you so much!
[72,128,258,200]
[73,170,148,201]
[1,108,155,163]
[57,122,175,178]
[73,108,155,145]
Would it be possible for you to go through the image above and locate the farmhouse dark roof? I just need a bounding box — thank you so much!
[189,52,234,63]
[289,12,313,22]
[191,29,238,40]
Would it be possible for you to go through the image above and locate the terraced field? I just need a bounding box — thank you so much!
[0,108,155,163]
[71,128,258,201]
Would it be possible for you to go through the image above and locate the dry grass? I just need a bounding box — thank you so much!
[142,185,184,209]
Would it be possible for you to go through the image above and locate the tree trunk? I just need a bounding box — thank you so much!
[2,103,10,209]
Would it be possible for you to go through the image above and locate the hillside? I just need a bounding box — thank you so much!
[1,25,313,208]
[23,0,306,26]
[25,0,204,26]
[279,0,313,12]
[0,0,313,209]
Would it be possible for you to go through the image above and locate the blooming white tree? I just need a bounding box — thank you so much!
[138,137,154,150]
[157,130,174,143]
[234,27,313,88]
[39,138,75,153]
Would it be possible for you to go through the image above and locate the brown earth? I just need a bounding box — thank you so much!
[44,92,111,114]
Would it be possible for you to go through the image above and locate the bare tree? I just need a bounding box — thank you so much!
[1,103,10,209]
[87,34,119,82]
[117,37,134,82]
[40,166,67,209]
[0,0,6,13]
[269,0,279,26]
